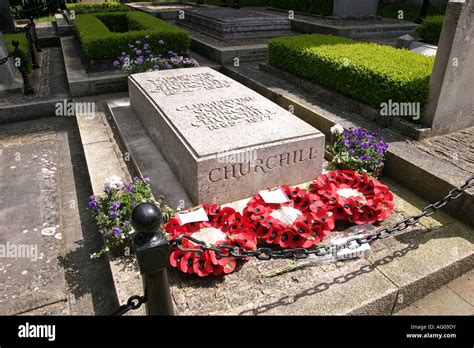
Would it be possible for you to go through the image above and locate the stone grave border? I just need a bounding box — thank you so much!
[125,1,201,20]
[72,94,473,315]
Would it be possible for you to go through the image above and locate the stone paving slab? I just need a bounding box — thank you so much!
[0,125,67,315]
[397,270,474,315]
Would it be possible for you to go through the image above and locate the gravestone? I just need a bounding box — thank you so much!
[424,0,474,135]
[0,32,21,94]
[333,0,379,18]
[128,67,325,204]
[179,7,292,39]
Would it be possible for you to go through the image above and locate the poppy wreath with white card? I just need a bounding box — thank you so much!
[243,186,335,249]
[165,204,257,277]
[309,170,394,225]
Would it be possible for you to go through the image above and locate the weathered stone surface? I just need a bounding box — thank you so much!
[424,0,474,134]
[129,67,325,204]
[0,32,22,94]
[180,7,292,39]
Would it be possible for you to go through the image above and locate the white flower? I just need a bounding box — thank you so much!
[330,124,344,135]
[105,175,123,190]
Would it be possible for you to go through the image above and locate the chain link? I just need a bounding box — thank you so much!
[111,295,146,316]
[171,176,474,261]
[0,52,13,66]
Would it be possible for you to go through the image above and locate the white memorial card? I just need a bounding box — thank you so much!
[259,187,290,204]
[177,206,209,226]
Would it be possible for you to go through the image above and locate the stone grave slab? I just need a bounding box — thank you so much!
[179,7,292,39]
[128,67,325,204]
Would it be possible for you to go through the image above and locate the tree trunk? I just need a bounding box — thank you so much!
[0,0,15,32]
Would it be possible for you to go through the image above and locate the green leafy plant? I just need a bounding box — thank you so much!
[66,1,131,15]
[268,34,434,118]
[416,15,444,45]
[113,36,199,74]
[74,11,190,60]
[269,0,333,16]
[329,125,388,174]
[88,176,176,258]
[4,33,32,72]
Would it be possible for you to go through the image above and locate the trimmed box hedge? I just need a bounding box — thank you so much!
[74,11,190,60]
[415,15,444,45]
[268,34,434,110]
[269,0,334,16]
[66,2,132,15]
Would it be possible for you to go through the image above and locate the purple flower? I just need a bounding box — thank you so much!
[166,64,172,69]
[128,44,134,49]
[158,39,165,45]
[136,57,144,65]
[133,176,142,182]
[135,50,143,56]
[126,185,136,193]
[143,44,150,50]
[109,210,118,218]
[112,227,121,237]
[153,65,160,70]
[121,52,126,56]
[113,60,120,67]
[88,200,98,209]
[135,40,141,46]
[103,184,110,194]
[144,177,151,184]
[119,56,125,62]
[111,201,121,209]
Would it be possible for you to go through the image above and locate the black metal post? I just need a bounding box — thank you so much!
[29,17,42,53]
[12,40,34,96]
[232,0,240,9]
[131,203,174,316]
[25,24,39,69]
[415,0,430,24]
[220,0,227,7]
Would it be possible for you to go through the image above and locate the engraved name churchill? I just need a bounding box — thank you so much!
[209,147,320,183]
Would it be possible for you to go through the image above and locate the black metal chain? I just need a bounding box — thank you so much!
[111,295,146,316]
[0,52,13,65]
[171,176,474,260]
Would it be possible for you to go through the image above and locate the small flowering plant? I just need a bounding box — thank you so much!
[329,125,389,175]
[113,36,199,75]
[88,175,175,258]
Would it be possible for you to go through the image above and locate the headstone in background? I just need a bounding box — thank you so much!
[0,0,15,32]
[128,67,325,204]
[424,0,474,135]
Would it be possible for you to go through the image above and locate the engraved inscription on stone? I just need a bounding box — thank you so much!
[176,96,276,131]
[147,72,231,96]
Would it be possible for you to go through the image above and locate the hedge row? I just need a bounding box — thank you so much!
[415,15,444,45]
[74,11,190,60]
[204,0,269,5]
[269,0,334,16]
[66,1,131,15]
[268,34,434,110]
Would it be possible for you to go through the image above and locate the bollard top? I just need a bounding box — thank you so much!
[131,203,162,234]
[12,40,19,48]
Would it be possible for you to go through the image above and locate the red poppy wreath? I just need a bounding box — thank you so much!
[165,204,257,277]
[243,186,335,249]
[309,170,394,225]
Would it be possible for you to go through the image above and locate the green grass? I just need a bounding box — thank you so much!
[3,33,32,72]
[377,3,446,22]
[268,34,435,120]
[66,1,132,14]
[74,11,190,60]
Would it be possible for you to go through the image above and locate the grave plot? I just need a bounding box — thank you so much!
[59,8,201,97]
